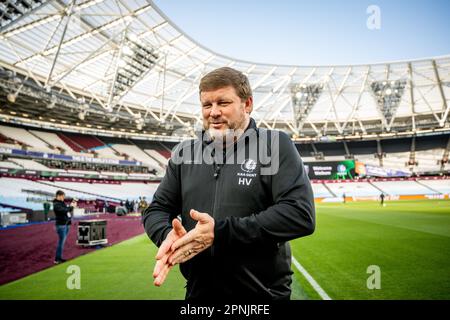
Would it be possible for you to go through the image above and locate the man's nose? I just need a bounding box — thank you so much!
[210,104,221,117]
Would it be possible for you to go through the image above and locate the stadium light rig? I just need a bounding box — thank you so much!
[0,0,49,30]
[370,80,407,131]
[108,33,159,108]
[6,92,17,103]
[290,83,323,133]
[77,99,89,121]
[135,117,144,131]
[46,95,56,109]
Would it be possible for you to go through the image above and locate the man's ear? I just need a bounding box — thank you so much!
[244,96,253,114]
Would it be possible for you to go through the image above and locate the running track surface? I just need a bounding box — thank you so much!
[0,214,145,285]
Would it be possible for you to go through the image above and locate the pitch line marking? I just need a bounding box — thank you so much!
[292,256,332,300]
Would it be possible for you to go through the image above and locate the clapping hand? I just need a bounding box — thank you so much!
[152,210,215,287]
[167,209,214,266]
[153,218,187,286]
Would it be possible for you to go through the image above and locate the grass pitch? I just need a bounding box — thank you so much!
[292,199,450,299]
[0,199,449,300]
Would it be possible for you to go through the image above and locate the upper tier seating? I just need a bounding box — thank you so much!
[57,133,84,152]
[0,125,53,153]
[414,149,445,172]
[382,152,411,171]
[0,134,8,143]
[29,130,73,153]
[93,145,125,160]
[354,154,380,167]
[63,132,105,150]
[129,139,175,159]
[144,149,169,166]
[0,142,22,150]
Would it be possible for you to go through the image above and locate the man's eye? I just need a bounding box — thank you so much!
[219,101,230,106]
[202,104,211,108]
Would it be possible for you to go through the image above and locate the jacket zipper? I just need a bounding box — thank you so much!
[211,162,222,257]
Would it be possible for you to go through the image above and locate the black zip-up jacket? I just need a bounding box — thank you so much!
[143,118,315,300]
[53,199,73,226]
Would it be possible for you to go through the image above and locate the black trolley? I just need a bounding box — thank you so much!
[76,219,108,246]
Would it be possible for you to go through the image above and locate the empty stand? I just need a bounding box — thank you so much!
[29,130,73,153]
[371,180,437,195]
[325,181,381,197]
[46,180,159,201]
[415,149,445,172]
[92,145,124,160]
[0,178,88,210]
[128,139,175,160]
[382,152,410,171]
[417,179,450,194]
[9,158,54,171]
[0,133,9,143]
[354,154,380,167]
[311,183,334,198]
[62,132,104,150]
[0,161,22,169]
[0,125,53,153]
[111,144,163,172]
[144,149,169,166]
[57,133,85,152]
[0,142,22,150]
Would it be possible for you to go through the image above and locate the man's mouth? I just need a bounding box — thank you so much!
[210,122,226,129]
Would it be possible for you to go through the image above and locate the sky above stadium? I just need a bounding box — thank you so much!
[153,0,450,66]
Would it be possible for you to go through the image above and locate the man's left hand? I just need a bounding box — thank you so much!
[168,209,214,265]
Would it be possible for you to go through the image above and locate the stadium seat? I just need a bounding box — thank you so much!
[0,125,54,153]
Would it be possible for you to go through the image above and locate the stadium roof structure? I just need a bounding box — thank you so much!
[0,0,450,141]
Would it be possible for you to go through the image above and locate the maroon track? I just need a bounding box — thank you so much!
[0,214,145,285]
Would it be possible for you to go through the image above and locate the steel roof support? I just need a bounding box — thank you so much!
[432,60,449,127]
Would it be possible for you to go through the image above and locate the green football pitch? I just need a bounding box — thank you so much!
[0,199,449,300]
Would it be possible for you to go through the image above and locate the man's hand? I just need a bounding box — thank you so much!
[168,209,214,266]
[153,218,186,286]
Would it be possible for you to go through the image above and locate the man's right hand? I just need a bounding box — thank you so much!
[153,218,186,286]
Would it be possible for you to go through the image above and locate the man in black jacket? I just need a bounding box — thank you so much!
[143,67,315,300]
[53,190,76,264]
